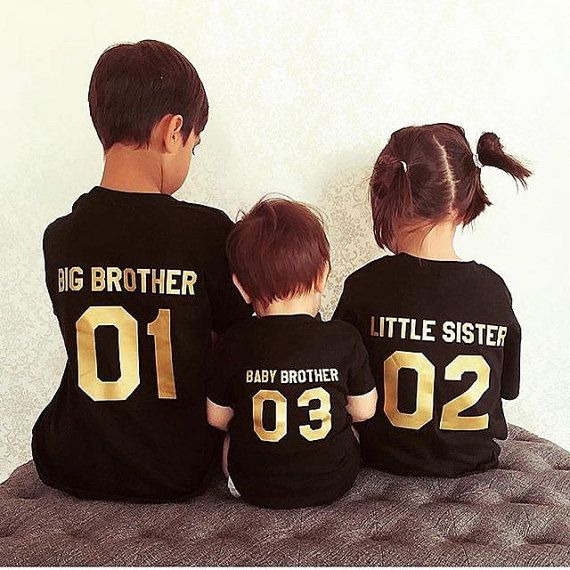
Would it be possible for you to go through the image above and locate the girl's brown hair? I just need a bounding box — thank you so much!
[370,123,532,252]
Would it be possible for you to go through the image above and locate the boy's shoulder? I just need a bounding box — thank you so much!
[219,316,255,339]
[165,199,235,239]
[219,314,361,342]
[295,315,364,348]
[168,198,233,226]
[303,315,363,343]
[44,189,234,242]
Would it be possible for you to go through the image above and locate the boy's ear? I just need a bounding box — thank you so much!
[232,274,252,304]
[315,263,330,294]
[163,114,184,153]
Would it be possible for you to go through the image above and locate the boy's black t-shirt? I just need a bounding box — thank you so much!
[32,186,251,501]
[333,253,521,477]
[207,314,376,509]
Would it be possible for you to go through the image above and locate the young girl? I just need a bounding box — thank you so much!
[333,123,531,477]
[207,197,377,508]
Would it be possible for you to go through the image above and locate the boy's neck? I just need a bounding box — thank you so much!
[255,293,320,318]
[398,220,462,261]
[100,144,164,194]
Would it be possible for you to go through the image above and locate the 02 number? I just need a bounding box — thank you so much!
[384,351,490,431]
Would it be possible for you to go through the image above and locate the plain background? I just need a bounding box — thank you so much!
[0,0,568,483]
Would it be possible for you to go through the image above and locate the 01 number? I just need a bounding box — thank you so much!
[76,306,176,401]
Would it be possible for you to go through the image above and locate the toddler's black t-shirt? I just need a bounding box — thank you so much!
[207,314,376,508]
[32,186,251,501]
[333,253,521,477]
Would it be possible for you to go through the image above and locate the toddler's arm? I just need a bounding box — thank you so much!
[347,388,378,422]
[207,398,234,431]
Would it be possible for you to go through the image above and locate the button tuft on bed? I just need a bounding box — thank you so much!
[0,424,568,566]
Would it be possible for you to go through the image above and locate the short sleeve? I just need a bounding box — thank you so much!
[206,212,253,334]
[501,319,521,400]
[332,278,357,327]
[499,279,521,399]
[206,339,235,407]
[347,332,376,396]
[43,223,61,312]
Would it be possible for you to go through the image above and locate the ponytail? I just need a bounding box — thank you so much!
[476,132,532,188]
[462,132,531,224]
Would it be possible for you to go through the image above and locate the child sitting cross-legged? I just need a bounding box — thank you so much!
[334,124,531,477]
[207,197,378,509]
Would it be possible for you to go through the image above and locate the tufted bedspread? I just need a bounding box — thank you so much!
[0,425,568,566]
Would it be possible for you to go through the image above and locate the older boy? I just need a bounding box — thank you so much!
[32,40,250,501]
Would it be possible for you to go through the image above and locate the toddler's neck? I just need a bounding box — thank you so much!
[256,293,320,318]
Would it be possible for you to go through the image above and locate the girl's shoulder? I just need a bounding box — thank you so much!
[471,262,513,304]
[342,255,514,305]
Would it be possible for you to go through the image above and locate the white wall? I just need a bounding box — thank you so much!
[1,0,568,482]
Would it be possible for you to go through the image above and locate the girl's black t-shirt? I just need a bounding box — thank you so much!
[207,314,376,508]
[333,253,521,477]
[32,186,251,501]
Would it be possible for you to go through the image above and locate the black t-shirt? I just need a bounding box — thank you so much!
[32,186,251,501]
[207,314,375,508]
[333,253,521,477]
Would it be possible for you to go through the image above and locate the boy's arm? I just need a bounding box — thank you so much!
[207,399,234,431]
[206,335,236,429]
[207,212,252,334]
[346,330,378,422]
[43,224,59,313]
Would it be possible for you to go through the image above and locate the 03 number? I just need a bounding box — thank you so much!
[252,388,332,443]
[384,351,490,431]
[76,306,176,401]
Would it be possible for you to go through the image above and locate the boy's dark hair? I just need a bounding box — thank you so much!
[370,123,532,252]
[227,197,330,309]
[88,39,208,151]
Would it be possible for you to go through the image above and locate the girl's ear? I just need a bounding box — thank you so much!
[447,207,466,227]
[232,274,252,304]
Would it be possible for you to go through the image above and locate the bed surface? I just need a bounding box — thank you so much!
[0,425,568,566]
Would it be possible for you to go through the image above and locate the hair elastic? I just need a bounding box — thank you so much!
[400,160,408,173]
[473,153,483,169]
